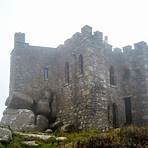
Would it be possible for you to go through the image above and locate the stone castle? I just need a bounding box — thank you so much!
[1,25,148,131]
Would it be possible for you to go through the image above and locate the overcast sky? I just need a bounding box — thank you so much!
[0,0,148,119]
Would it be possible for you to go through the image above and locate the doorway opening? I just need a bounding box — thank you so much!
[124,97,132,124]
[112,103,119,128]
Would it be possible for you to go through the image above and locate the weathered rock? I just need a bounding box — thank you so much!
[5,92,33,110]
[23,141,39,147]
[42,90,52,100]
[50,121,63,130]
[36,99,50,116]
[1,108,36,132]
[56,137,67,141]
[36,115,49,132]
[0,127,12,143]
[60,124,75,133]
[45,129,53,134]
[15,132,55,141]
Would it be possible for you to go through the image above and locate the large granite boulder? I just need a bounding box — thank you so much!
[5,92,33,110]
[36,99,50,116]
[36,115,49,132]
[1,108,36,132]
[0,127,12,143]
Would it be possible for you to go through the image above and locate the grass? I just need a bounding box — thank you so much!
[0,126,148,148]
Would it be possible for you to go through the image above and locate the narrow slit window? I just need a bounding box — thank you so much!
[65,62,69,83]
[79,54,84,74]
[110,66,116,85]
[107,105,110,122]
[44,67,48,80]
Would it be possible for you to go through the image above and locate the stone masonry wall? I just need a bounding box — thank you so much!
[3,26,148,132]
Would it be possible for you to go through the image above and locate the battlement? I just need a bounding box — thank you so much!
[93,31,103,42]
[123,45,132,53]
[134,41,147,49]
[14,27,148,58]
[81,25,92,37]
[113,48,122,53]
[58,25,104,49]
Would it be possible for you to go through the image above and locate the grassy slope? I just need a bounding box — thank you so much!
[0,126,148,148]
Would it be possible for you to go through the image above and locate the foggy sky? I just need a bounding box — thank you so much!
[0,0,148,119]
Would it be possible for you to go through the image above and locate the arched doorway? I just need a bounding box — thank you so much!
[112,103,119,128]
[124,97,132,125]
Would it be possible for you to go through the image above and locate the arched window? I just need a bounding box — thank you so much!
[110,66,116,85]
[79,54,84,74]
[65,62,69,83]
[44,67,48,80]
[123,67,130,81]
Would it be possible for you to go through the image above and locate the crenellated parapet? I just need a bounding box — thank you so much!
[134,41,147,49]
[111,41,148,58]
[113,48,122,53]
[81,25,92,37]
[58,25,104,49]
[123,45,132,54]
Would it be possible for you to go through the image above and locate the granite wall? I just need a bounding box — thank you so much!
[2,26,148,131]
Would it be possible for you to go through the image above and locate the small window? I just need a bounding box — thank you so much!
[110,66,116,85]
[65,62,69,83]
[44,67,48,80]
[79,54,84,74]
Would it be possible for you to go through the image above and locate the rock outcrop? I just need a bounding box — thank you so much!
[36,115,49,132]
[5,92,33,110]
[1,108,36,132]
[36,99,51,117]
[0,126,12,143]
[1,89,58,132]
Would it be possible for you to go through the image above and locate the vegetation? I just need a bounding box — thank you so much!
[0,126,148,148]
